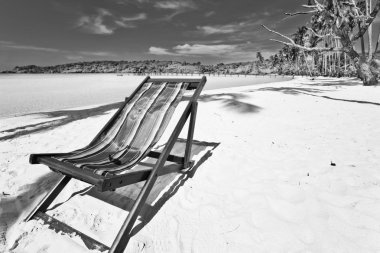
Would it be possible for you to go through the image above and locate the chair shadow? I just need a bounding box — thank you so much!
[85,138,220,237]
[0,172,62,248]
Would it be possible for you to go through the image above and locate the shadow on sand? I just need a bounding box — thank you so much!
[255,87,327,95]
[85,138,219,237]
[2,91,262,143]
[199,93,261,113]
[255,87,380,106]
[2,139,219,249]
[0,102,123,141]
[301,78,362,87]
[0,172,62,248]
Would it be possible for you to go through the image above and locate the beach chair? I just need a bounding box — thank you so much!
[26,76,206,253]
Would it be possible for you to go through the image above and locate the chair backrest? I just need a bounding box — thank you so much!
[99,81,188,159]
[59,80,191,175]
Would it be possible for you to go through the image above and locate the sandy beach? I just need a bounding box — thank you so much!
[1,76,380,252]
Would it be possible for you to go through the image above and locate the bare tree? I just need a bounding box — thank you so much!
[263,0,380,85]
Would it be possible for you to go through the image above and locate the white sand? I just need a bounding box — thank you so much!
[1,76,380,252]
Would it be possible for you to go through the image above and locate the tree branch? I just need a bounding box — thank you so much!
[285,10,318,16]
[269,39,340,52]
[352,0,380,41]
[302,0,324,11]
[262,24,343,53]
[262,25,294,44]
[307,27,340,39]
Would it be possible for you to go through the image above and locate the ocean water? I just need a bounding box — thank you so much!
[0,74,291,117]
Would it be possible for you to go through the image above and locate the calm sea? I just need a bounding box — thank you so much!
[0,74,291,117]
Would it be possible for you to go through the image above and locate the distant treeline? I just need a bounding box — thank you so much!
[1,58,358,77]
[1,60,280,75]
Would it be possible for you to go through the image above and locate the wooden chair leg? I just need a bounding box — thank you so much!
[109,101,193,253]
[184,102,197,168]
[25,175,71,221]
[108,171,159,253]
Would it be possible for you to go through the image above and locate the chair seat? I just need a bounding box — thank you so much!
[52,146,142,176]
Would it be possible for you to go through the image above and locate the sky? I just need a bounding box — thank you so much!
[0,0,314,70]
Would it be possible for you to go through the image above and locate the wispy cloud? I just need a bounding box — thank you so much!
[148,42,266,62]
[66,55,84,61]
[194,17,269,43]
[154,0,195,10]
[196,25,237,35]
[115,13,147,28]
[0,41,13,45]
[115,0,149,5]
[77,8,114,35]
[204,11,215,17]
[148,46,178,55]
[76,8,147,35]
[120,13,147,22]
[154,0,196,20]
[0,41,61,52]
[79,51,115,57]
[197,19,264,36]
[173,44,237,55]
[0,40,118,61]
[149,43,243,56]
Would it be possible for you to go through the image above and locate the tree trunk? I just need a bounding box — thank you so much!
[359,24,366,57]
[344,53,347,71]
[348,48,378,85]
[340,31,379,85]
[357,58,379,85]
[338,52,341,77]
[367,0,373,60]
[375,30,380,54]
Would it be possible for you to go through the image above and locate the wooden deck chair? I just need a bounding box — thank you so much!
[26,76,207,253]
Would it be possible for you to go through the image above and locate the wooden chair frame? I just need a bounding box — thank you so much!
[25,76,207,252]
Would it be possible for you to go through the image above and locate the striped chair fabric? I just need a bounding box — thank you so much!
[53,81,188,176]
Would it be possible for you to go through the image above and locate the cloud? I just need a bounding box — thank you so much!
[77,8,114,35]
[154,0,195,10]
[77,9,146,34]
[79,51,115,57]
[66,55,84,61]
[115,13,147,28]
[0,41,13,45]
[195,18,268,43]
[0,41,61,52]
[147,42,269,62]
[197,25,237,35]
[149,43,240,56]
[173,44,238,55]
[154,0,196,20]
[115,0,149,4]
[120,13,147,21]
[204,11,215,17]
[196,19,264,36]
[148,46,178,55]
